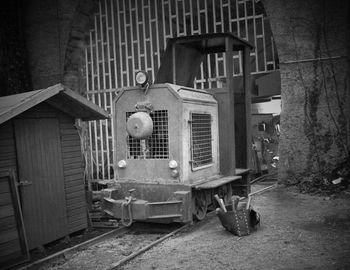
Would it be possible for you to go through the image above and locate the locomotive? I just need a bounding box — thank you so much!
[102,33,253,225]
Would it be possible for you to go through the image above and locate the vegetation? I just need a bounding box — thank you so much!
[288,0,349,194]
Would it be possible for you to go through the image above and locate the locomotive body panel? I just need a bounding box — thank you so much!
[114,84,182,183]
[114,84,219,185]
[181,100,220,184]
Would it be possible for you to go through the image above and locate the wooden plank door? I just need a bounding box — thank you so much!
[0,169,29,268]
[14,118,68,249]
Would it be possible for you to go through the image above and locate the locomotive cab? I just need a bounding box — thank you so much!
[102,33,254,225]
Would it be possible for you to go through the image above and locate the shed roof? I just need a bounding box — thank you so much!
[0,84,109,125]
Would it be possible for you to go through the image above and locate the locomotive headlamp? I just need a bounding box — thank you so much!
[171,169,179,178]
[169,160,178,169]
[118,159,127,169]
[126,112,153,139]
[135,71,149,86]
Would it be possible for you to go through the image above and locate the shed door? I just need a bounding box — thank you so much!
[0,170,29,268]
[14,118,68,249]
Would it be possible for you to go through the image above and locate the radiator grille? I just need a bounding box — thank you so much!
[126,110,169,159]
[190,113,213,169]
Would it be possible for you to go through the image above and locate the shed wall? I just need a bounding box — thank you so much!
[16,102,87,234]
[0,174,26,267]
[0,122,17,172]
[0,125,27,267]
[14,117,68,248]
[33,102,87,233]
[59,113,87,232]
[0,102,87,245]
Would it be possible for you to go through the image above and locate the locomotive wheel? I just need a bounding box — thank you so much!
[193,191,208,221]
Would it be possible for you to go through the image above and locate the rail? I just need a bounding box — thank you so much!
[106,224,189,270]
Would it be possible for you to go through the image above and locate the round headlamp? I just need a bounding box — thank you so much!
[169,160,178,169]
[135,71,149,86]
[171,169,179,178]
[117,160,127,169]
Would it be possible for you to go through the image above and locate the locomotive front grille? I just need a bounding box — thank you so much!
[126,110,169,159]
[190,112,213,169]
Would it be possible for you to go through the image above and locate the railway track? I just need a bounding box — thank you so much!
[107,223,189,270]
[19,222,191,270]
[17,182,276,270]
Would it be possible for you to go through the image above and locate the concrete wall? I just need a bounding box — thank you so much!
[0,1,32,96]
[263,0,349,183]
[24,0,97,93]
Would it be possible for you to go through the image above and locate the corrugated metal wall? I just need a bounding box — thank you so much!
[84,0,278,179]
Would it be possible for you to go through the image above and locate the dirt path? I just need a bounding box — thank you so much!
[120,184,350,270]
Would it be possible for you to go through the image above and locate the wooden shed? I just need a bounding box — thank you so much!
[0,84,108,268]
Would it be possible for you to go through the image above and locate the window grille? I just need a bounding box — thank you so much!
[190,113,213,169]
[126,110,169,159]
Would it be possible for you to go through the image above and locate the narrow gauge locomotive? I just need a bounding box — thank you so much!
[102,33,254,225]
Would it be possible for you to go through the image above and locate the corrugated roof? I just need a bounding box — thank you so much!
[0,84,109,125]
[167,32,254,52]
[155,33,254,87]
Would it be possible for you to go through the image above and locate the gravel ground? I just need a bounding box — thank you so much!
[40,233,164,270]
[37,184,350,270]
[120,184,350,270]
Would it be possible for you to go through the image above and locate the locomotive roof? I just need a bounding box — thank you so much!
[115,83,217,105]
[0,83,109,124]
[167,32,254,53]
[155,33,254,87]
